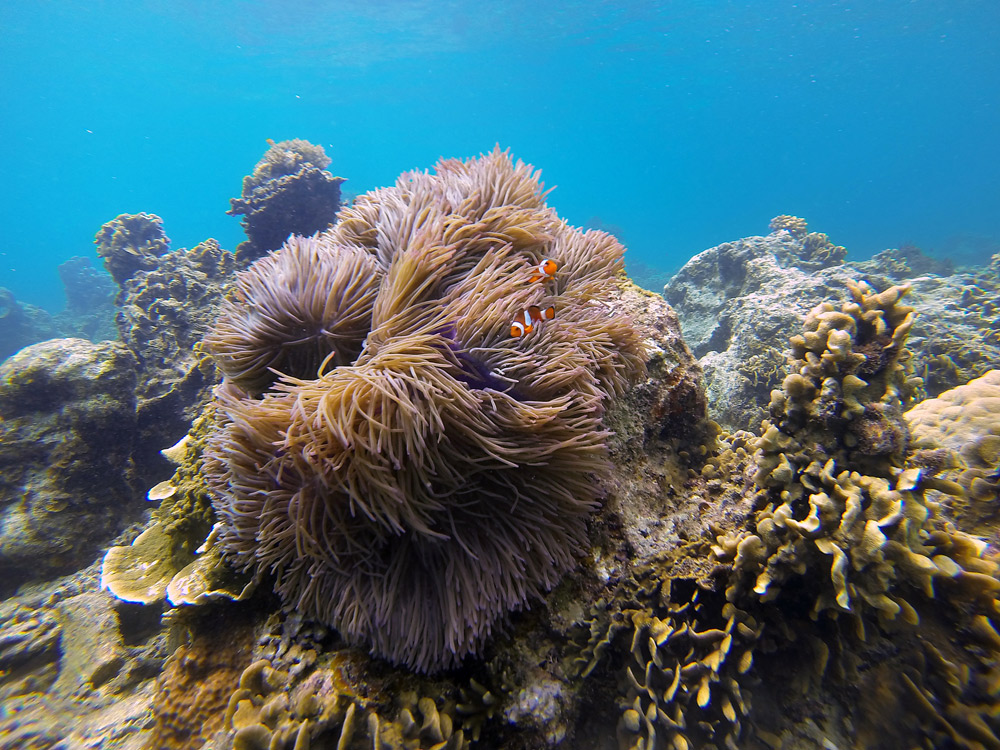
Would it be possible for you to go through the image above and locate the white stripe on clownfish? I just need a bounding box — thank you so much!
[528,258,558,284]
[510,304,556,338]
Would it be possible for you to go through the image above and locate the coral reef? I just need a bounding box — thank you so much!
[0,286,60,362]
[112,236,236,482]
[906,369,1000,540]
[0,338,139,594]
[854,243,956,278]
[54,255,117,341]
[94,212,171,285]
[707,281,1000,748]
[566,280,999,750]
[664,224,857,431]
[11,156,998,749]
[664,218,1000,431]
[228,138,345,263]
[58,255,116,313]
[767,214,808,237]
[204,147,647,672]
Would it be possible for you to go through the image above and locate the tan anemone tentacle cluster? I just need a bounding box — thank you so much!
[204,235,380,395]
[204,147,646,672]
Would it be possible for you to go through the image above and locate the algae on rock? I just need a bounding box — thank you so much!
[0,338,139,595]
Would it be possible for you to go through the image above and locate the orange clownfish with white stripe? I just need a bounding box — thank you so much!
[510,304,556,338]
[528,258,558,284]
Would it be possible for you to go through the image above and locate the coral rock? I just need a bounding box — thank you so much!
[94,212,171,285]
[113,237,235,482]
[0,338,138,594]
[229,138,345,263]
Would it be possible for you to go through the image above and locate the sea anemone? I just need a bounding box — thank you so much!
[203,235,380,395]
[204,147,645,671]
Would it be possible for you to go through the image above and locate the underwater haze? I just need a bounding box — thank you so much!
[2,0,999,310]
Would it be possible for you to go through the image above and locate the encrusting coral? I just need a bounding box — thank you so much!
[906,369,1000,538]
[203,147,646,673]
[150,608,255,749]
[224,650,471,750]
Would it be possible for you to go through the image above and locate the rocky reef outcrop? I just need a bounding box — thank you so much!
[115,237,235,480]
[0,287,61,362]
[94,211,172,286]
[2,164,997,750]
[665,217,1000,431]
[54,255,117,342]
[228,138,345,264]
[95,213,237,483]
[0,338,139,595]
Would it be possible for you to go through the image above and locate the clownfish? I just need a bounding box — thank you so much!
[510,304,556,338]
[528,258,558,284]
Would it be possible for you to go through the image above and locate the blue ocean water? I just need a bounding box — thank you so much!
[2,0,998,311]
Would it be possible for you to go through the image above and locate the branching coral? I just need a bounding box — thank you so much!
[768,215,808,238]
[204,147,646,672]
[724,282,936,617]
[767,215,846,268]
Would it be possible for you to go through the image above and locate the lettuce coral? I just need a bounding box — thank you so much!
[204,147,646,672]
